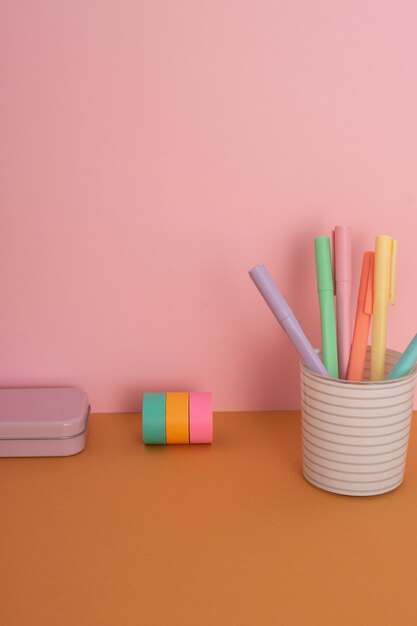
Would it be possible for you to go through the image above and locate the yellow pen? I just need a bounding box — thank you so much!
[370,235,397,380]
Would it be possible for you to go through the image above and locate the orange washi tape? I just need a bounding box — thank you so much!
[166,392,189,444]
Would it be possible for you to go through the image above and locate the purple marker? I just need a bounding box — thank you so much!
[249,264,330,378]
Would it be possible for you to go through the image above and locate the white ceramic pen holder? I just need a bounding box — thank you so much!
[300,347,417,496]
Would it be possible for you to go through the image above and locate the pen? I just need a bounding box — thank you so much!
[314,237,339,378]
[249,264,329,377]
[370,235,397,381]
[333,226,352,378]
[386,334,417,380]
[346,251,374,381]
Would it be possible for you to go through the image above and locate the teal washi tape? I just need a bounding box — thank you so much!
[142,393,166,444]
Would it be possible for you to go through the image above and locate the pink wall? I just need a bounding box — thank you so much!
[1,1,417,411]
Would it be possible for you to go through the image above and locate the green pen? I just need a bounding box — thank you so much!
[314,236,339,378]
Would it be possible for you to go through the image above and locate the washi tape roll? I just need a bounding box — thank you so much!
[142,393,166,444]
[166,392,189,444]
[189,392,212,444]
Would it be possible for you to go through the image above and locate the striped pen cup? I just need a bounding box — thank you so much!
[300,347,417,496]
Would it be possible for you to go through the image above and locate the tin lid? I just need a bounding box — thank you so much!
[0,387,89,439]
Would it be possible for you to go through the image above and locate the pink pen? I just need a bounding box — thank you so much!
[333,226,352,379]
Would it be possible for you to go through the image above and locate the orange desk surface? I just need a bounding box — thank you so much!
[2,411,417,626]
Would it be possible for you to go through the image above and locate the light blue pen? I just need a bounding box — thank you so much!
[386,334,417,380]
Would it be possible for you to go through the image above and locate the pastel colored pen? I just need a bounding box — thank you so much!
[370,235,397,381]
[386,334,417,380]
[314,237,339,378]
[346,251,374,381]
[333,226,352,378]
[249,264,329,377]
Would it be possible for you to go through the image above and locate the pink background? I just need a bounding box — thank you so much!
[1,1,417,411]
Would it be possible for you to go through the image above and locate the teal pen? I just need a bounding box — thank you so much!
[386,334,417,380]
[314,237,339,378]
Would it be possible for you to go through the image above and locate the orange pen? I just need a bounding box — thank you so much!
[346,252,374,381]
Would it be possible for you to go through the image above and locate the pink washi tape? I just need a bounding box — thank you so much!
[189,392,212,444]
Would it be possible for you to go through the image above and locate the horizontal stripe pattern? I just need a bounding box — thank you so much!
[301,384,414,409]
[302,403,412,428]
[303,448,407,474]
[303,471,403,496]
[303,438,409,462]
[300,347,416,496]
[302,396,413,422]
[303,460,404,484]
[302,416,411,443]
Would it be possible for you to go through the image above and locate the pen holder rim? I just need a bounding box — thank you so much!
[302,347,417,386]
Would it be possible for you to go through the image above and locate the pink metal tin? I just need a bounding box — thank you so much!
[0,387,90,457]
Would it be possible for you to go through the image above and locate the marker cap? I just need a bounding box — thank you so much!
[314,237,334,292]
[358,251,374,315]
[248,264,292,321]
[334,226,352,282]
[374,235,397,298]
